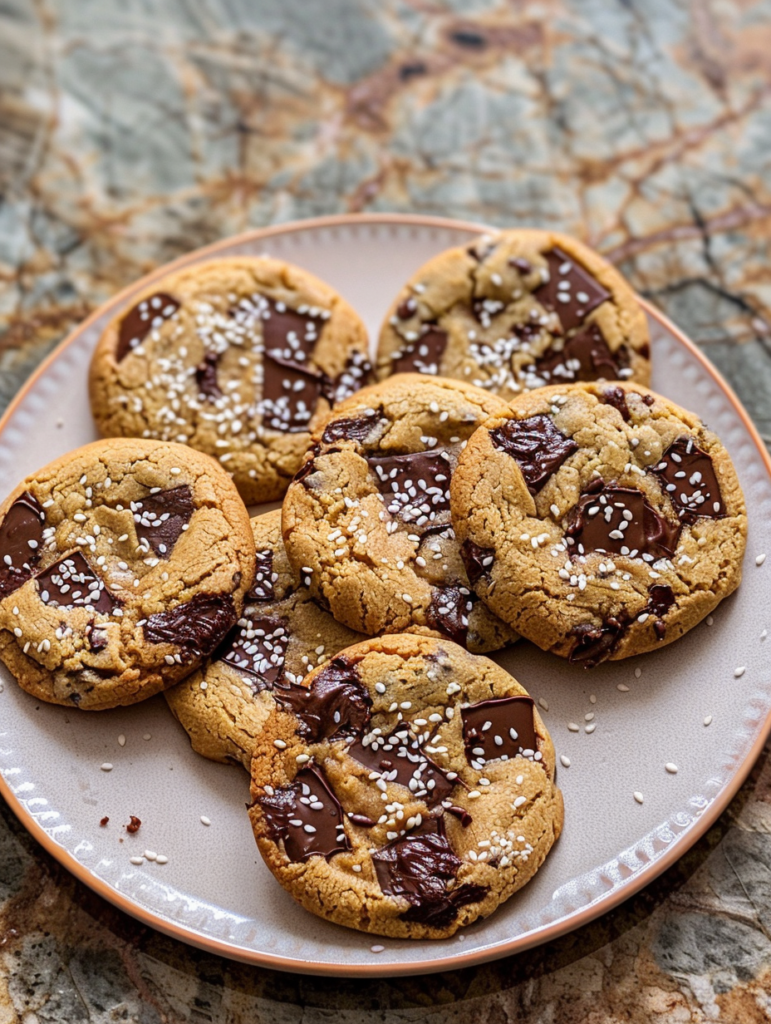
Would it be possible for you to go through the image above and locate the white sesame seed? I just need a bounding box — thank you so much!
[100,763,113,772]
[589,694,596,704]
[560,755,571,768]
[567,722,579,732]
[200,681,208,691]
[734,666,746,678]
[118,735,126,747]
[468,791,481,800]
[634,667,642,679]
[130,856,144,866]
[144,850,157,861]
[585,723,596,734]
[634,792,644,804]
[156,855,168,865]
[538,697,549,711]
[143,734,151,741]
[706,615,714,626]
[371,945,385,953]
[584,712,594,722]
[617,683,630,692]
[665,763,678,774]
[704,715,713,726]
[200,816,211,826]
[273,739,287,749]
[756,554,766,566]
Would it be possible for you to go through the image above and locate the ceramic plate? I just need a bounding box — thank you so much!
[1,215,770,977]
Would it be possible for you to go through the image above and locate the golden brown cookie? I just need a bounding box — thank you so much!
[377,229,650,399]
[0,439,254,709]
[451,381,747,665]
[165,509,366,769]
[89,257,371,504]
[248,633,563,939]
[282,374,518,653]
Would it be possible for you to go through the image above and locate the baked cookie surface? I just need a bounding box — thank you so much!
[165,509,366,769]
[282,374,518,653]
[451,381,747,665]
[377,229,650,400]
[0,439,254,709]
[89,257,371,504]
[248,633,563,939]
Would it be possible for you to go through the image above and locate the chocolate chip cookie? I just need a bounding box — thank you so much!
[377,229,650,399]
[451,381,746,665]
[0,438,254,709]
[282,375,518,653]
[165,508,367,769]
[89,257,371,504]
[248,633,563,939]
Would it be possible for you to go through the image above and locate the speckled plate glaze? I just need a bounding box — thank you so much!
[0,215,770,977]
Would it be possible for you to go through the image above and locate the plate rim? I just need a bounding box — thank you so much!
[0,211,769,977]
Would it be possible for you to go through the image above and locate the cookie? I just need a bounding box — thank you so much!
[281,375,518,653]
[248,633,563,939]
[165,509,367,769]
[0,439,254,709]
[377,229,650,400]
[89,257,372,504]
[451,381,747,665]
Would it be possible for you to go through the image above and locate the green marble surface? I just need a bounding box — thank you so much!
[1,0,771,1019]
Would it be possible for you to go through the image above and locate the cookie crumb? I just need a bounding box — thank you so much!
[99,816,109,827]
[126,816,142,833]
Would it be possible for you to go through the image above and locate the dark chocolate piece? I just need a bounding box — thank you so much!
[529,324,627,386]
[292,445,321,486]
[535,248,610,332]
[132,485,194,557]
[445,805,473,827]
[490,415,577,495]
[372,816,487,927]
[143,592,237,661]
[367,450,452,530]
[460,540,495,586]
[396,297,417,319]
[116,292,179,361]
[37,552,117,614]
[248,549,275,601]
[647,583,675,640]
[85,619,108,652]
[195,352,222,400]
[427,585,475,647]
[651,437,725,522]
[566,481,681,560]
[0,491,46,599]
[261,298,326,361]
[391,324,448,375]
[569,613,629,668]
[347,812,376,828]
[260,357,324,433]
[274,656,371,742]
[257,764,350,862]
[601,385,630,421]
[219,615,287,692]
[348,724,455,806]
[509,256,532,274]
[461,696,538,766]
[322,408,383,445]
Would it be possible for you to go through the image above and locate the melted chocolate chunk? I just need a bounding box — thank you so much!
[195,352,222,400]
[116,292,179,361]
[601,385,630,421]
[132,485,194,557]
[347,812,376,828]
[143,592,237,661]
[0,492,46,599]
[260,357,324,433]
[372,816,487,927]
[509,256,532,274]
[391,324,448,375]
[219,615,287,692]
[322,349,373,406]
[652,437,725,522]
[292,445,320,486]
[367,450,452,530]
[348,724,455,806]
[274,656,371,742]
[85,619,108,652]
[461,696,538,766]
[427,585,475,647]
[647,584,675,640]
[248,549,275,601]
[37,552,117,614]
[322,408,383,445]
[445,805,473,827]
[460,540,495,586]
[569,613,629,668]
[566,482,681,560]
[396,297,417,319]
[535,248,610,333]
[490,415,577,495]
[257,764,350,862]
[529,324,627,386]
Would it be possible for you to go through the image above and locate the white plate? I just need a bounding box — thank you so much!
[1,215,770,977]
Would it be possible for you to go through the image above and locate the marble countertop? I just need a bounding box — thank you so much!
[2,0,771,1019]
